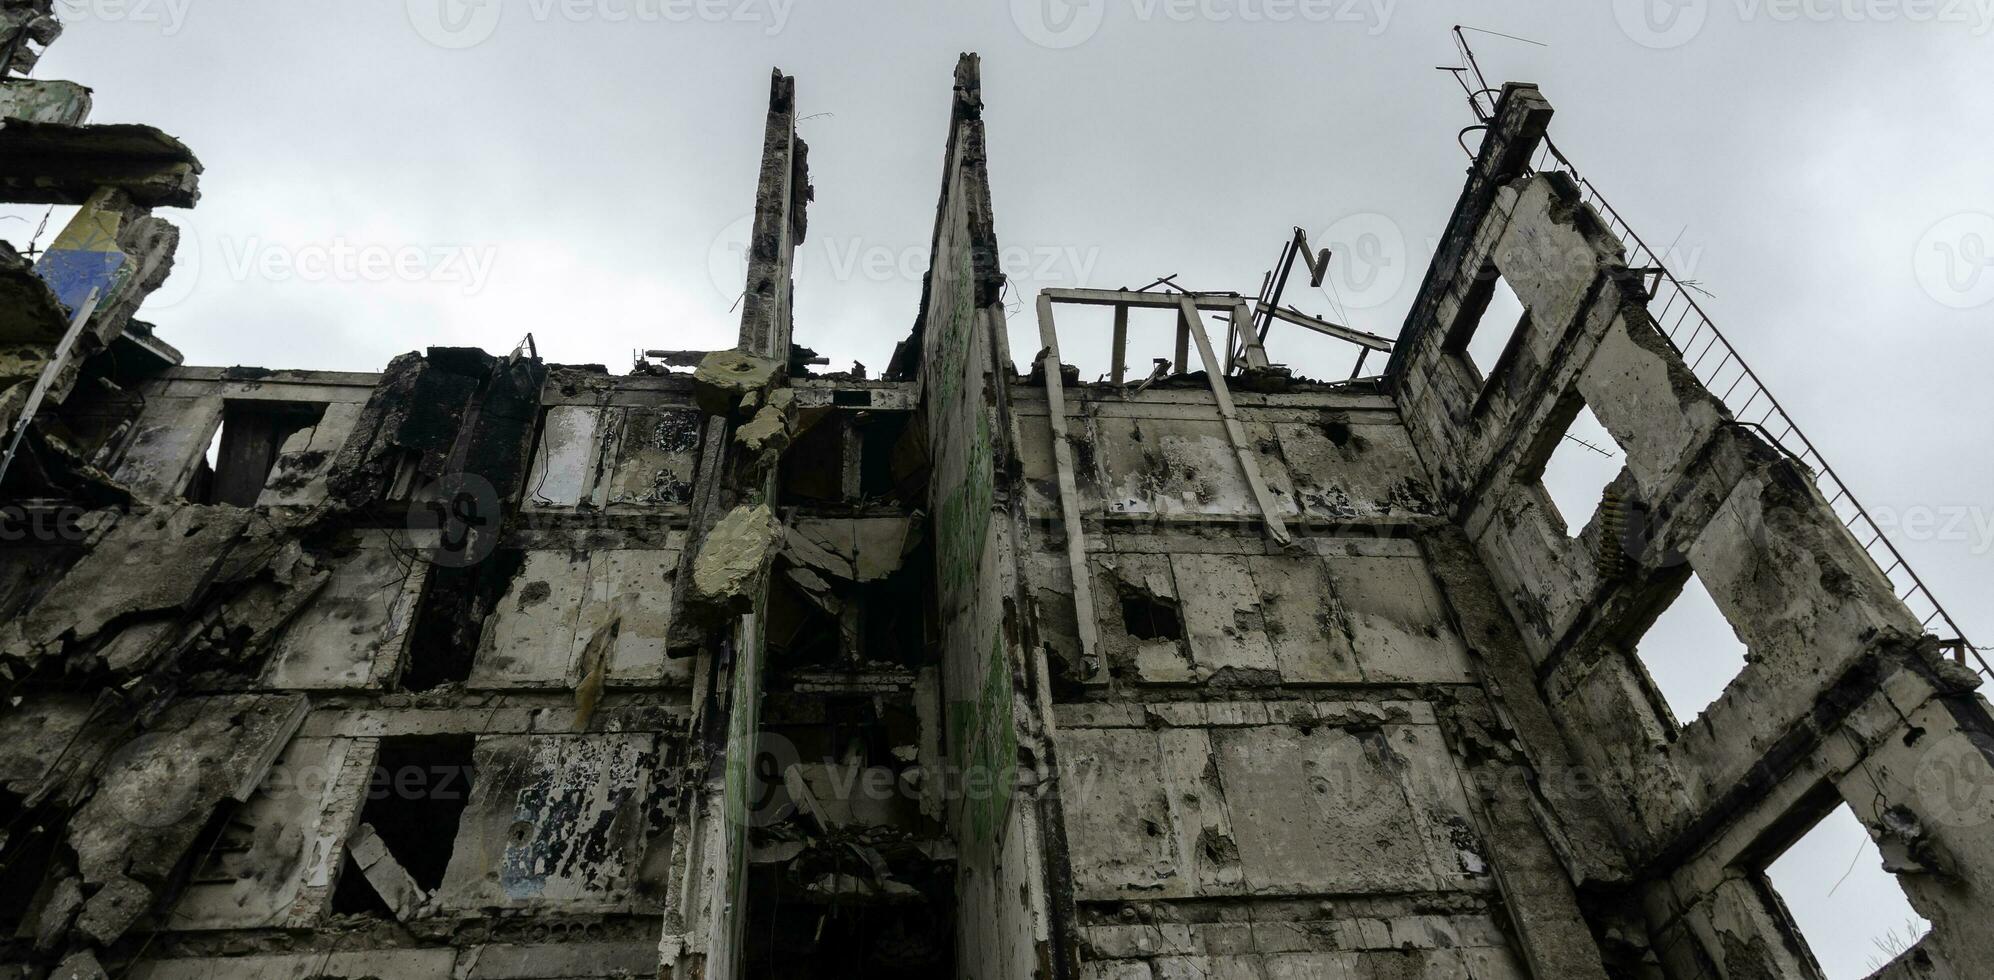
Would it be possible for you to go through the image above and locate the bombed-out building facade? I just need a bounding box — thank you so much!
[3,14,1992,980]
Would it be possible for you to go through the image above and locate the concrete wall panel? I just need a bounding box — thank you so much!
[261,542,422,690]
[438,733,665,912]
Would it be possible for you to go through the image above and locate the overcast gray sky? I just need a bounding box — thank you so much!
[9,0,1992,975]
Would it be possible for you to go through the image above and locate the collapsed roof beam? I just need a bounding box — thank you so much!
[1253,302,1394,352]
[1041,288,1242,311]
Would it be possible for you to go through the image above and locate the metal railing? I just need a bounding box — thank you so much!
[1519,133,1982,675]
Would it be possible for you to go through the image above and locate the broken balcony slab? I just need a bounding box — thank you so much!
[692,348,780,416]
[0,77,92,126]
[0,120,202,208]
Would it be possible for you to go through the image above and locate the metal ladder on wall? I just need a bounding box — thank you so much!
[1445,26,1984,675]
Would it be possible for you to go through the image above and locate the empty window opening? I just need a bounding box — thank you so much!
[775,409,921,506]
[1118,584,1184,641]
[779,414,849,506]
[188,401,326,506]
[1044,303,1119,382]
[767,573,844,668]
[1766,804,1931,979]
[832,389,872,407]
[401,549,526,690]
[767,543,935,673]
[1634,570,1750,723]
[1446,267,1529,385]
[1537,400,1625,538]
[858,551,935,668]
[858,411,917,502]
[1044,304,1228,383]
[331,734,477,914]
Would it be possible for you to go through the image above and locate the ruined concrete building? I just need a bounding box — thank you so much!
[3,10,1990,978]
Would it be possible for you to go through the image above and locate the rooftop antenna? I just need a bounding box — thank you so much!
[1442,25,1546,123]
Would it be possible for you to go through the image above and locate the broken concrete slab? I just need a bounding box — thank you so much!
[257,542,418,689]
[690,502,782,610]
[66,694,309,945]
[347,822,428,920]
[0,77,92,125]
[167,735,373,931]
[784,516,915,583]
[692,349,780,416]
[74,873,149,945]
[33,876,84,951]
[0,120,202,208]
[256,401,365,508]
[51,950,108,980]
[734,386,795,457]
[0,503,254,666]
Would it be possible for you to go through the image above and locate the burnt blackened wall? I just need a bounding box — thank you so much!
[0,358,703,979]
